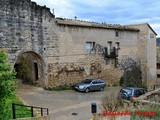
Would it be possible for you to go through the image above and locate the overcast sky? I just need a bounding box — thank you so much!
[32,0,160,37]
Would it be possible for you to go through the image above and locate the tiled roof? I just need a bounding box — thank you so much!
[55,18,140,32]
[126,23,157,35]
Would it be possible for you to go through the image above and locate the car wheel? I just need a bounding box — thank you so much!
[85,88,90,93]
[100,87,104,91]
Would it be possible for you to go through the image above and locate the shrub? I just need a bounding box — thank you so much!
[0,50,16,120]
[102,93,124,112]
[119,76,124,86]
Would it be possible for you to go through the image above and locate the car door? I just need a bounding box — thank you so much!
[135,89,143,97]
[90,80,98,91]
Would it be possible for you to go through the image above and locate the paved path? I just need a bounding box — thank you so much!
[17,84,121,120]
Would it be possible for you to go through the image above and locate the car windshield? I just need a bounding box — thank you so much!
[121,89,132,95]
[81,79,92,84]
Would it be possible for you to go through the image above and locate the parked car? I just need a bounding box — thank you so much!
[118,87,148,100]
[74,78,106,93]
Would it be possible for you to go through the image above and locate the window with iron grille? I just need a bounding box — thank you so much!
[85,42,95,53]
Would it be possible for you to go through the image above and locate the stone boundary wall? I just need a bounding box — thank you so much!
[11,116,49,120]
[92,113,130,120]
[133,88,160,108]
[122,88,160,109]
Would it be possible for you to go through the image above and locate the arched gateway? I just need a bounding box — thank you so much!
[14,51,47,87]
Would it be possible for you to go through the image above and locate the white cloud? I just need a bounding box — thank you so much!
[32,0,75,18]
[130,18,152,23]
[150,24,160,37]
[31,0,160,36]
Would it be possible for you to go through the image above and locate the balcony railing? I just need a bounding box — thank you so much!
[104,47,118,58]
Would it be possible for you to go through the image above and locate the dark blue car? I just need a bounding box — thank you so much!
[118,87,147,100]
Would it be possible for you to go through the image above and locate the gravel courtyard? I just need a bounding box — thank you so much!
[17,84,121,120]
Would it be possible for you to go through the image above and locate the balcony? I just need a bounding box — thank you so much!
[104,47,118,58]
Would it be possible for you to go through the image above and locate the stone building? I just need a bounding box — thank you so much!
[0,0,157,88]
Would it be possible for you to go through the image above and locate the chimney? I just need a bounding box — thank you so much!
[74,16,77,20]
[52,9,55,15]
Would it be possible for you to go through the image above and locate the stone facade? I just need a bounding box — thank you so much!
[127,24,157,88]
[0,0,157,87]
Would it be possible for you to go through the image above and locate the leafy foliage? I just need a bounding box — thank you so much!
[0,50,16,120]
[16,55,32,82]
[119,76,124,86]
[118,56,142,87]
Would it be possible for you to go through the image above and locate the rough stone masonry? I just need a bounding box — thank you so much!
[0,0,157,88]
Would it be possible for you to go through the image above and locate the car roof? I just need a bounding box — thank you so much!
[85,78,104,82]
[123,87,146,90]
[85,78,95,81]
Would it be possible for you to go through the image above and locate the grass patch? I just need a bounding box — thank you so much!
[9,95,32,119]
[47,85,74,91]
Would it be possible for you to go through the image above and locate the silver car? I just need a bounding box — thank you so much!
[74,78,106,93]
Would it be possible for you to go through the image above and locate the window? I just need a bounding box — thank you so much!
[150,34,154,38]
[157,63,160,69]
[157,74,160,78]
[92,81,97,84]
[115,31,119,37]
[85,42,95,52]
[135,90,144,97]
[108,41,112,49]
[107,41,112,55]
[115,42,120,49]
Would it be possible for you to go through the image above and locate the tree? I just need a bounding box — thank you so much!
[0,50,16,120]
[118,56,142,87]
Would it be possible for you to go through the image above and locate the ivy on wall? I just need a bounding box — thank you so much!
[16,55,33,84]
[119,56,143,87]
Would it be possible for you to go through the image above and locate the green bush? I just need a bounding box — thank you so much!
[119,76,124,86]
[0,50,16,120]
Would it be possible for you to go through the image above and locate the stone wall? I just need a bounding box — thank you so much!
[92,114,130,120]
[48,54,122,87]
[0,0,58,61]
[11,116,49,120]
[0,0,58,87]
[127,24,157,88]
[0,0,157,87]
[56,22,139,63]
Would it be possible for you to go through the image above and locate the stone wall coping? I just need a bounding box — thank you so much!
[11,116,49,120]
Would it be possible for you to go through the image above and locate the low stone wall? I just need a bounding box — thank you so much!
[120,88,160,110]
[132,88,160,109]
[12,116,49,120]
[92,113,130,120]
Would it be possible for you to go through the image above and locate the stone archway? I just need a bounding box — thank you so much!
[14,51,46,87]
